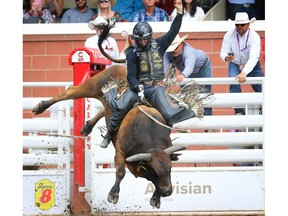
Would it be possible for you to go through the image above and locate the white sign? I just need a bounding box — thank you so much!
[71,51,90,63]
[90,169,264,213]
[23,175,67,215]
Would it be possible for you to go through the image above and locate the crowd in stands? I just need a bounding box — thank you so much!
[23,0,230,23]
[23,0,265,24]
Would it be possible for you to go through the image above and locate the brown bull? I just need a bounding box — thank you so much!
[32,64,186,208]
[110,105,186,208]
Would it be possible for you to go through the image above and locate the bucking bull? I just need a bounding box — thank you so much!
[32,64,188,208]
[31,21,210,209]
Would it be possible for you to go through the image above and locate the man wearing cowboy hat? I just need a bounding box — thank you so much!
[85,16,120,67]
[163,34,213,118]
[220,12,264,116]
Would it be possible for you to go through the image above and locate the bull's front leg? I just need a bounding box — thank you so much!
[32,85,79,115]
[80,108,105,136]
[107,153,126,204]
[150,189,161,209]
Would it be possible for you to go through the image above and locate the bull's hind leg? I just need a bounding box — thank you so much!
[107,153,126,204]
[80,107,105,136]
[150,190,161,209]
[32,100,55,115]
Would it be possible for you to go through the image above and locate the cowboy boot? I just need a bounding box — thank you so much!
[100,124,116,148]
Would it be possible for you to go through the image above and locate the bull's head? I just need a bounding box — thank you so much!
[126,145,186,197]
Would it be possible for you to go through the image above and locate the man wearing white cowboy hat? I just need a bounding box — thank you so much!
[163,34,213,118]
[85,16,119,67]
[220,12,264,116]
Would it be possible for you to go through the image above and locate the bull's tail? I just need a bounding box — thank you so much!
[98,19,126,64]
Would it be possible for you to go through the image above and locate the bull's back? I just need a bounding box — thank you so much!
[84,65,127,99]
[116,105,172,156]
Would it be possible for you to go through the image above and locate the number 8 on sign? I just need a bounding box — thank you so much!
[35,179,55,210]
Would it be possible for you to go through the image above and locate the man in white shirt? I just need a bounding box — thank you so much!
[85,16,119,67]
[220,12,264,115]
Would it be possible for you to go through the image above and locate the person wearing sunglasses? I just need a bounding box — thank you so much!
[93,0,122,22]
[220,12,264,116]
[60,0,96,23]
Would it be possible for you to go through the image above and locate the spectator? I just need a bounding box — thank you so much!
[112,0,144,22]
[85,16,120,67]
[119,25,135,60]
[100,0,188,148]
[92,0,122,22]
[197,0,219,14]
[133,0,169,22]
[171,0,205,22]
[254,0,265,20]
[60,0,96,23]
[23,0,54,23]
[43,0,64,22]
[227,0,257,20]
[163,34,213,119]
[155,0,174,15]
[220,12,264,115]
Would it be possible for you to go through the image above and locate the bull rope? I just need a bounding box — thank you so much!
[24,131,88,139]
[136,103,191,133]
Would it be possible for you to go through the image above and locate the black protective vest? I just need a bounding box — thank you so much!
[134,40,164,82]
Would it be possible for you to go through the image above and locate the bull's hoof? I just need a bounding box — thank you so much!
[150,197,161,209]
[80,122,93,136]
[107,192,119,204]
[32,101,50,115]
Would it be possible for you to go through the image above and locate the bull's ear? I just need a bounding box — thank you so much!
[170,153,182,161]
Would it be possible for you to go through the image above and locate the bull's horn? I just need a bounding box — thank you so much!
[165,145,187,155]
[126,153,151,162]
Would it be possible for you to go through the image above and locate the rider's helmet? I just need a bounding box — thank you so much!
[132,22,153,50]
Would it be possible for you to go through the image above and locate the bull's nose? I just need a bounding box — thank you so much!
[161,189,172,197]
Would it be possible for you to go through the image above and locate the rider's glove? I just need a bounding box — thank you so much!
[137,85,144,101]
